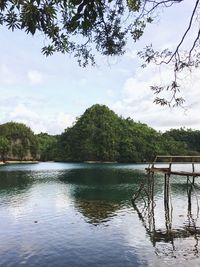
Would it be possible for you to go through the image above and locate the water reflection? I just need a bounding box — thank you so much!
[1,163,200,266]
[0,171,32,192]
[59,167,144,224]
[0,163,150,267]
[0,171,33,209]
[74,200,121,224]
[132,173,200,262]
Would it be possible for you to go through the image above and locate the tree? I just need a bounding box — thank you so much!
[163,128,200,152]
[0,136,9,161]
[1,0,199,104]
[37,133,58,161]
[55,104,193,162]
[57,104,122,162]
[0,122,39,160]
[12,143,25,160]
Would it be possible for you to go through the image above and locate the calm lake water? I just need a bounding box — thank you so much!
[0,162,200,267]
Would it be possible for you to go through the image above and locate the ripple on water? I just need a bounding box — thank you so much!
[0,163,200,266]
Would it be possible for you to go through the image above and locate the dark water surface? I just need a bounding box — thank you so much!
[0,162,200,267]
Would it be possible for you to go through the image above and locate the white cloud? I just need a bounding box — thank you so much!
[27,70,43,85]
[56,112,75,130]
[106,89,115,97]
[37,112,75,134]
[8,104,75,134]
[111,64,200,131]
[0,63,18,85]
[125,49,138,60]
[8,104,47,133]
[0,65,44,87]
[10,108,75,134]
[10,104,39,121]
[0,0,198,134]
[0,94,76,134]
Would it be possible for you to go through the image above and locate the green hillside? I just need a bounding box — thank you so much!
[0,122,38,161]
[55,104,191,162]
[1,105,199,163]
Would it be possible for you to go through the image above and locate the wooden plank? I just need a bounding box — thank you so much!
[145,167,200,177]
[156,155,200,158]
[170,171,200,177]
[153,162,200,164]
[150,156,200,166]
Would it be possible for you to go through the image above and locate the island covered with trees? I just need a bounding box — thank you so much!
[0,122,38,162]
[0,105,200,163]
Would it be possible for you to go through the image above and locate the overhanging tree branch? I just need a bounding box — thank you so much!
[0,0,199,106]
[138,0,200,107]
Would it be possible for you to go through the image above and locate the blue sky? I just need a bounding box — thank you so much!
[0,0,199,134]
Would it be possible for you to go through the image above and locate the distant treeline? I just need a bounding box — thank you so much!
[0,104,200,162]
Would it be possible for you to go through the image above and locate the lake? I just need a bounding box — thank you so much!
[0,162,200,267]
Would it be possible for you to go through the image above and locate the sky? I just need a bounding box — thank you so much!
[0,0,199,135]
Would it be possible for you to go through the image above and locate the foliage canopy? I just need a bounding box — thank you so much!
[37,132,58,161]
[0,122,38,161]
[0,106,200,162]
[55,104,196,162]
[1,0,199,105]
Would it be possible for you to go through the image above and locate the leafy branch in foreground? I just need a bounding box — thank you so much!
[0,0,199,105]
[138,0,200,107]
[0,1,182,64]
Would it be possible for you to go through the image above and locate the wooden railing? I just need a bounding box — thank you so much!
[153,155,200,164]
[147,155,200,176]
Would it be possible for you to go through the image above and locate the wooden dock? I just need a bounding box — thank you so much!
[132,155,200,204]
[131,155,200,254]
[146,155,200,178]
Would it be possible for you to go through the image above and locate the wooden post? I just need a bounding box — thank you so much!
[187,180,192,214]
[164,174,167,208]
[164,174,170,211]
[151,172,154,208]
[169,157,172,172]
[148,171,155,234]
[192,157,195,173]
[187,175,189,195]
[164,173,171,231]
[169,163,172,172]
[164,173,166,200]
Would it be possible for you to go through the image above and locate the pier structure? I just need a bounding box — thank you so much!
[131,156,200,257]
[145,156,200,210]
[133,155,200,204]
[146,155,200,183]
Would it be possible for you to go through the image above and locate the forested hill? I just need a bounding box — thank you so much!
[55,104,200,162]
[0,122,38,161]
[0,105,200,163]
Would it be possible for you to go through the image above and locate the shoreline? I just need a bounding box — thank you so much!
[84,161,118,164]
[0,160,147,165]
[0,160,39,165]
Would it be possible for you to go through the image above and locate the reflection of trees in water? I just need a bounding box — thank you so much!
[59,167,143,224]
[0,171,32,195]
[74,200,122,225]
[132,174,200,260]
[58,167,144,186]
[0,171,34,211]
